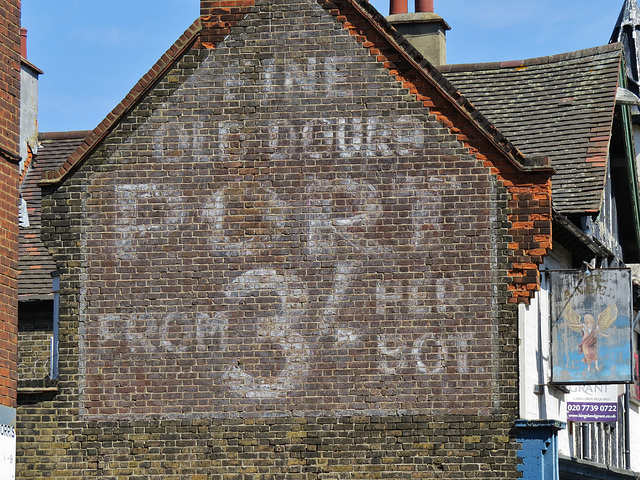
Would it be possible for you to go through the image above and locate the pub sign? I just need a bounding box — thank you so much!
[550,268,633,384]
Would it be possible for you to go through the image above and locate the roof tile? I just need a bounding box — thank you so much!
[439,44,623,214]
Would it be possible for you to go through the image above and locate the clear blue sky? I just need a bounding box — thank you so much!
[22,0,627,133]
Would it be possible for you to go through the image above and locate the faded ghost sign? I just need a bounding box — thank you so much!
[550,269,633,384]
[76,47,504,420]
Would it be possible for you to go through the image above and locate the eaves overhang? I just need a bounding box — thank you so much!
[559,455,638,480]
[552,211,609,262]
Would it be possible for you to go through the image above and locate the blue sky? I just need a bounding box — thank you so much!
[22,0,627,133]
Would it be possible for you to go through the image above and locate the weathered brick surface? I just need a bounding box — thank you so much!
[0,0,21,160]
[317,0,552,304]
[18,414,520,478]
[0,0,21,409]
[17,0,549,477]
[199,0,256,50]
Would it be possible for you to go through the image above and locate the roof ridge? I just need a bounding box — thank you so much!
[439,43,623,74]
[38,131,92,141]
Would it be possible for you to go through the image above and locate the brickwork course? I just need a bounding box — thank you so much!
[19,0,552,477]
[0,0,21,409]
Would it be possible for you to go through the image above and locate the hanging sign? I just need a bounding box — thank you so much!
[566,384,619,423]
[550,268,633,384]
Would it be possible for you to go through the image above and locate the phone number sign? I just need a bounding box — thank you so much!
[567,402,617,422]
[567,385,619,423]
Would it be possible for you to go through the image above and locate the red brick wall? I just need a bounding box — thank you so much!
[45,0,525,423]
[200,0,255,16]
[0,0,20,409]
[320,0,552,305]
[198,0,256,50]
[0,1,21,159]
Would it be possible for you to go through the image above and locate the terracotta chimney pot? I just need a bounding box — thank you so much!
[415,0,434,12]
[390,0,408,15]
[20,28,27,59]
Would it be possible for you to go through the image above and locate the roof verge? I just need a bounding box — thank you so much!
[40,19,203,185]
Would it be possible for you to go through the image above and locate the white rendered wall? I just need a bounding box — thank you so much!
[518,247,573,456]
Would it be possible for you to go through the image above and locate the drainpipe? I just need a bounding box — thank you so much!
[50,271,60,380]
[625,385,631,468]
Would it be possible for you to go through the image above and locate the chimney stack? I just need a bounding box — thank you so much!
[386,0,449,66]
[389,0,408,15]
[20,28,27,59]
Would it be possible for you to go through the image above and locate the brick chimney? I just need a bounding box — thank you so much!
[387,0,450,65]
[200,0,255,16]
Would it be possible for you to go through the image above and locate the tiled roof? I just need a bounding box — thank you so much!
[19,131,89,300]
[438,44,623,215]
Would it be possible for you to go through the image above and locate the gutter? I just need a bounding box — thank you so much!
[552,211,609,261]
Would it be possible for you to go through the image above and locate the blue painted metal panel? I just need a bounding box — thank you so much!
[515,420,566,480]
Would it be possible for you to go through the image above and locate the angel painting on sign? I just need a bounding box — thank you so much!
[562,303,618,372]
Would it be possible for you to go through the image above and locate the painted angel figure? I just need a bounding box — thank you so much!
[562,303,618,372]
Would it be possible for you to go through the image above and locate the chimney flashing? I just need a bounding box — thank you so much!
[386,11,450,65]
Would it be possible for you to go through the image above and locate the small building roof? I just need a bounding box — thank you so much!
[19,131,89,301]
[439,44,623,216]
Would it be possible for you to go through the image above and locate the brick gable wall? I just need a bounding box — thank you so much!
[0,0,20,409]
[317,0,552,304]
[17,1,542,477]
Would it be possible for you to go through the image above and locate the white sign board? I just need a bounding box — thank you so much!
[566,384,621,423]
[0,406,15,480]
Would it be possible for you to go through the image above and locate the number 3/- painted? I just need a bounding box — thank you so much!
[218,269,310,398]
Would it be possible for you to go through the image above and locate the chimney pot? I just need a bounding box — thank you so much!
[415,0,434,13]
[20,28,27,59]
[386,2,450,66]
[390,0,408,15]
